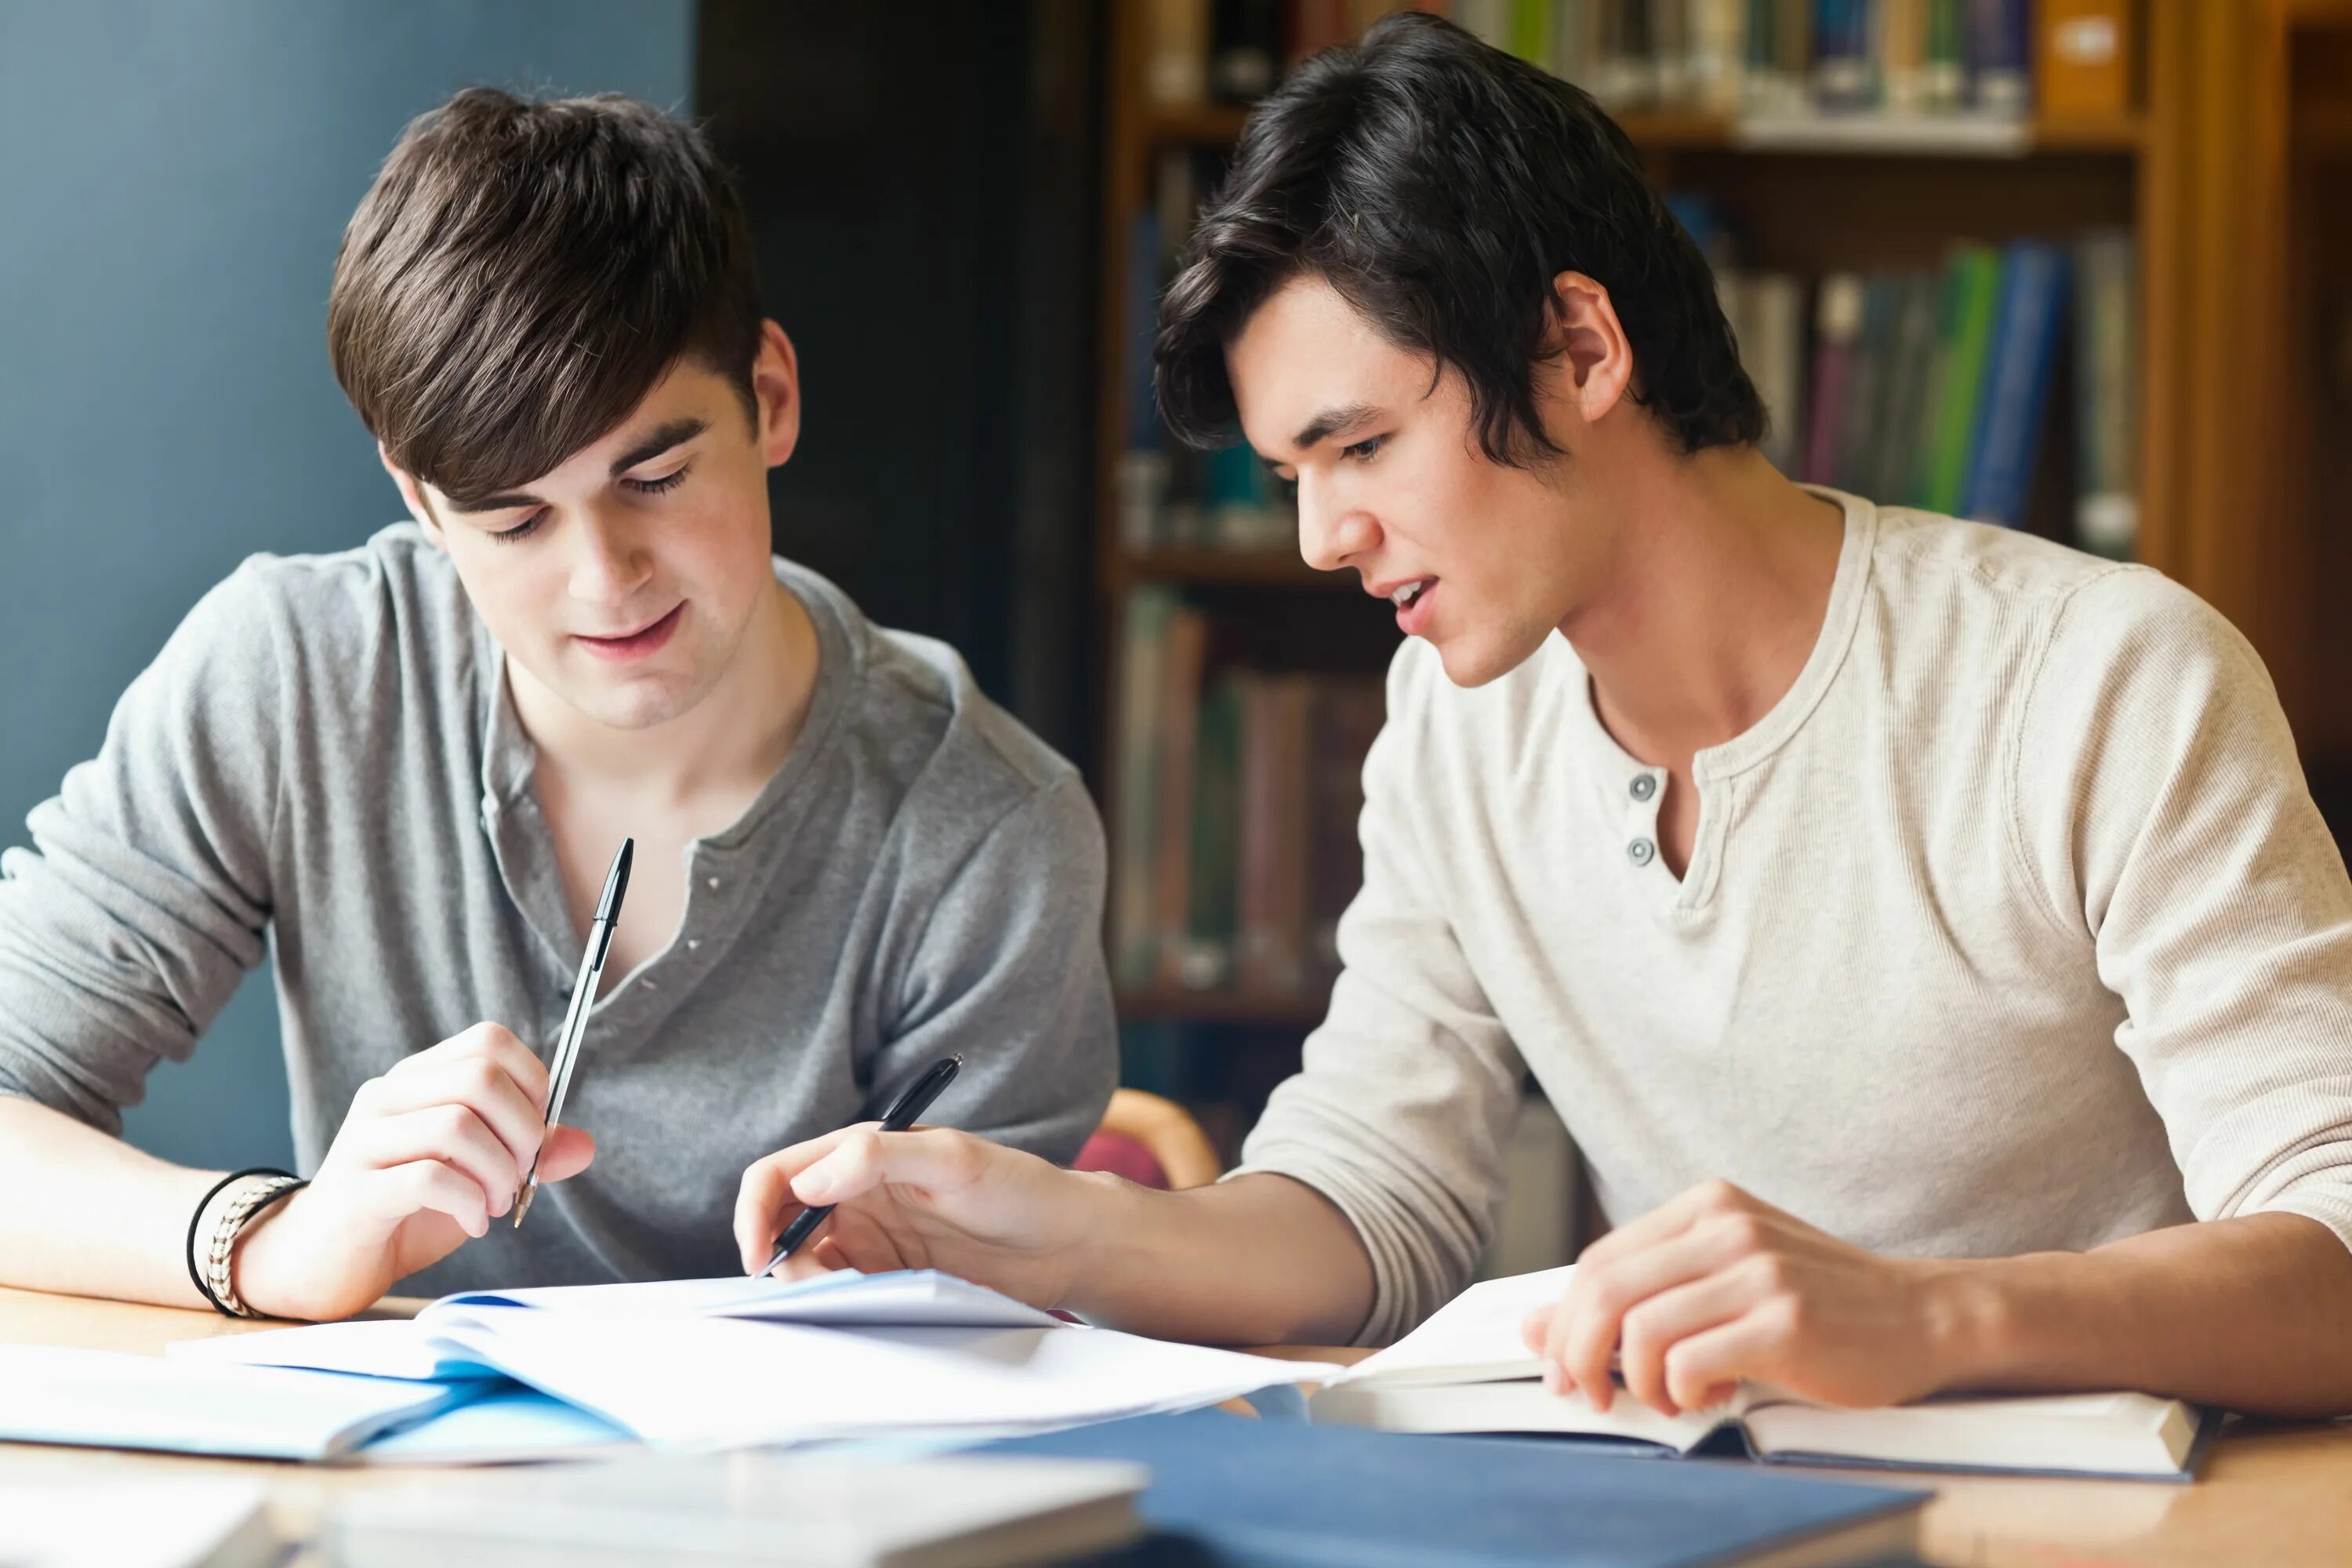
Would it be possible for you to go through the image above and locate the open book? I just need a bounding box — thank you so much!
[174,1268,1341,1457]
[1310,1266,2213,1482]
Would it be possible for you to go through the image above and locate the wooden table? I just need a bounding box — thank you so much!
[5,1284,2349,1566]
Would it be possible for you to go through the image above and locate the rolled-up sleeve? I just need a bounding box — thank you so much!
[1231,659,1526,1346]
[2018,568,2352,1251]
[0,565,285,1131]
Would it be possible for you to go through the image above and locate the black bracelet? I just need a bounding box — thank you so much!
[186,1166,297,1317]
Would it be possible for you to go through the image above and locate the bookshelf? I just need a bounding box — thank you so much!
[1094,1,2352,1050]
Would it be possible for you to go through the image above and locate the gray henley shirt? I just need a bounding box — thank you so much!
[0,524,1117,1294]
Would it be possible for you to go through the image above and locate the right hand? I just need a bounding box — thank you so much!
[234,1022,594,1321]
[733,1125,1111,1312]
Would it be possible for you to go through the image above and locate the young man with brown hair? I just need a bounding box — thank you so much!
[739,15,2352,1419]
[0,89,1115,1320]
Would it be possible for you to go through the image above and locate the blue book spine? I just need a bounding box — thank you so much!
[1812,0,1875,110]
[1967,0,2031,113]
[1962,241,2067,529]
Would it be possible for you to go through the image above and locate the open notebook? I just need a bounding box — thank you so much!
[172,1268,1341,1458]
[1310,1266,2214,1481]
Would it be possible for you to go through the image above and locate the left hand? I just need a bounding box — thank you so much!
[1521,1180,1973,1417]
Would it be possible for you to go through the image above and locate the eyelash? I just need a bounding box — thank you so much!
[1341,435,1386,461]
[487,465,692,545]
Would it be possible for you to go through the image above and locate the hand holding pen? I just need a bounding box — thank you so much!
[747,1054,964,1276]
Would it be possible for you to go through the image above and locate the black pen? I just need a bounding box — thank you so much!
[514,836,633,1226]
[760,1053,963,1274]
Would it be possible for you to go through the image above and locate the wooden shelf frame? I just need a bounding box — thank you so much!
[1094,3,2352,1022]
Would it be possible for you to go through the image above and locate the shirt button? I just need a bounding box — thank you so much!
[686,938,702,951]
[1627,837,1656,866]
[1629,774,1657,802]
[706,877,722,891]
[641,978,659,993]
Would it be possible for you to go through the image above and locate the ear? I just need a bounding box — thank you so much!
[1546,271,1635,426]
[750,318,803,470]
[379,443,446,550]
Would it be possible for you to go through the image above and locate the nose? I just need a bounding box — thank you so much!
[568,511,652,605]
[1296,475,1379,574]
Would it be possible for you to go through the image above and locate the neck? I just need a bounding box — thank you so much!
[511,580,817,808]
[1561,445,1846,767]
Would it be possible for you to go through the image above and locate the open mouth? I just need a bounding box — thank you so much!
[1388,579,1433,610]
[575,602,684,662]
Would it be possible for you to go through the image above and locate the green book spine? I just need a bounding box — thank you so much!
[1185,676,1244,988]
[1920,246,2002,517]
[1511,0,1554,66]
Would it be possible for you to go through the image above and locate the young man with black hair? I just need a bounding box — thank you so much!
[0,89,1116,1321]
[740,15,2352,1418]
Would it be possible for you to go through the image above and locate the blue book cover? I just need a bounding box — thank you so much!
[987,1409,1926,1568]
[1962,241,2068,528]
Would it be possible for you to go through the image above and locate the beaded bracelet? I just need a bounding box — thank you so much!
[185,1167,307,1317]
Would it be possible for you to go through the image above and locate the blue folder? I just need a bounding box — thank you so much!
[985,1410,1927,1568]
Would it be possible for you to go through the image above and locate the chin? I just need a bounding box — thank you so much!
[1433,629,1548,689]
[566,676,706,731]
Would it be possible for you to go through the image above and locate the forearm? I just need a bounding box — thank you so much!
[0,1094,221,1308]
[1067,1171,1377,1347]
[1936,1211,2352,1417]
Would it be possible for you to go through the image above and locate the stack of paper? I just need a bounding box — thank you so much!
[163,1268,1339,1460]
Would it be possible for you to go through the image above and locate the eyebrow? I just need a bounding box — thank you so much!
[446,416,711,515]
[1290,401,1385,454]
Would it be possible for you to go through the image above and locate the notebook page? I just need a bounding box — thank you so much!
[426,1268,1060,1327]
[421,1305,1342,1447]
[1330,1265,1576,1388]
[172,1317,498,1382]
[0,1345,466,1461]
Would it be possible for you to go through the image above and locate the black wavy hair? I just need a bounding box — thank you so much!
[1154,10,1764,464]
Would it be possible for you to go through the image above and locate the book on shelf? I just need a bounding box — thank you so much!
[2037,0,2134,119]
[1111,589,1385,1000]
[1766,238,2118,540]
[1141,2,2133,136]
[1312,1265,2218,1480]
[2071,227,2138,558]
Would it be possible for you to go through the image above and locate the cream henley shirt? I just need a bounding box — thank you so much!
[1236,490,2352,1345]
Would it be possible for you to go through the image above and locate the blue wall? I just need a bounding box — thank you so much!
[0,2,694,1170]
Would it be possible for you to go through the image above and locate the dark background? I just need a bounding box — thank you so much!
[0,1,1097,1166]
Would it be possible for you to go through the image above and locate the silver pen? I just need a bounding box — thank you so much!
[514,837,633,1225]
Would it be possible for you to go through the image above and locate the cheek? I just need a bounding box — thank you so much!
[448,546,561,641]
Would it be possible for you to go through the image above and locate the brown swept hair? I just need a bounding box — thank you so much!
[328,88,762,507]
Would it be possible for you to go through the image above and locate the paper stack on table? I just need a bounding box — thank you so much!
[150,1268,1339,1461]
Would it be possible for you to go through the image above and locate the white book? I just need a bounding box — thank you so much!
[0,1478,274,1568]
[327,1450,1147,1568]
[1313,1267,2212,1480]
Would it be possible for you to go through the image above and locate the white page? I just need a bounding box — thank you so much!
[1331,1265,1577,1387]
[0,1345,465,1461]
[185,1271,1062,1387]
[423,1304,1343,1448]
[172,1317,499,1382]
[428,1268,1062,1328]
